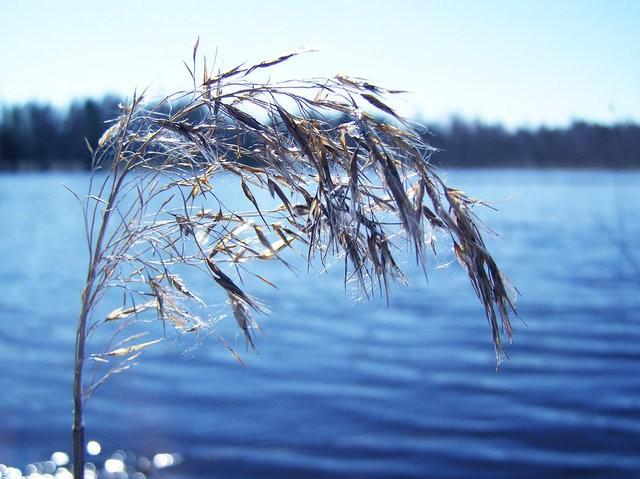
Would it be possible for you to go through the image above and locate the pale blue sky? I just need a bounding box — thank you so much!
[1,0,638,127]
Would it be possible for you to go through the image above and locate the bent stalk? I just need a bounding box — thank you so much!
[72,176,121,478]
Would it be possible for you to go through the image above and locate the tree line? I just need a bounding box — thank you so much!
[427,118,639,169]
[0,96,638,170]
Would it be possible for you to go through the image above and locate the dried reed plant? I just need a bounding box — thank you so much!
[71,44,516,479]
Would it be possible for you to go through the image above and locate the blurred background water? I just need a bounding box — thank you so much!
[0,169,638,478]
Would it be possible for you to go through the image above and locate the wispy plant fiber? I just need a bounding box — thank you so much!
[71,45,516,479]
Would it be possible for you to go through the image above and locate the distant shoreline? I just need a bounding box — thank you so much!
[1,96,638,170]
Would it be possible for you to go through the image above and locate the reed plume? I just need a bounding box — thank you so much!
[71,44,516,479]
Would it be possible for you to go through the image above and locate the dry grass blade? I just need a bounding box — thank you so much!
[106,301,157,321]
[360,93,399,119]
[244,51,301,76]
[106,339,163,357]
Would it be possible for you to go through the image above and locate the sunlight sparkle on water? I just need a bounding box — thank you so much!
[50,453,69,467]
[86,441,101,456]
[1,446,178,479]
[152,454,173,469]
[54,468,72,479]
[103,459,124,474]
[5,467,22,479]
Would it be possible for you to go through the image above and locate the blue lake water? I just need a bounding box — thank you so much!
[0,169,638,478]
